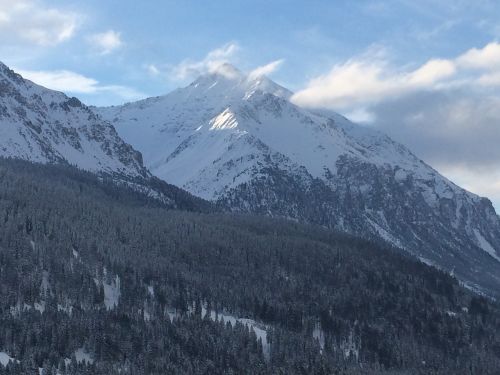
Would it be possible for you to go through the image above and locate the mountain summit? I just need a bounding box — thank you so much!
[99,66,500,296]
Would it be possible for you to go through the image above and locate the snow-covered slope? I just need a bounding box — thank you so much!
[97,64,500,296]
[0,61,147,178]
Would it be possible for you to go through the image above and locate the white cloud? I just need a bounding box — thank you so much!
[408,59,456,85]
[16,69,97,93]
[169,42,239,80]
[292,42,500,110]
[248,59,284,80]
[0,0,79,46]
[477,71,500,86]
[16,68,144,101]
[87,30,123,55]
[345,108,376,124]
[456,42,500,70]
[292,57,458,109]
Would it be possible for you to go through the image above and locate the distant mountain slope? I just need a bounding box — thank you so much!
[97,64,500,296]
[0,158,499,374]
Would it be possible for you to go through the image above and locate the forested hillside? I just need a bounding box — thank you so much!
[0,159,499,374]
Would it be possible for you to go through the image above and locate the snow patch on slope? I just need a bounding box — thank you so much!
[201,308,270,361]
[103,275,121,310]
[0,352,16,367]
[474,229,500,262]
[366,217,402,247]
[74,348,94,365]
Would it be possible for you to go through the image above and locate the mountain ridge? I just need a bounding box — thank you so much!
[0,61,213,211]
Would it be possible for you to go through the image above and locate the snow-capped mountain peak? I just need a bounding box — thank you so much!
[98,66,500,296]
[206,62,245,80]
[183,63,292,101]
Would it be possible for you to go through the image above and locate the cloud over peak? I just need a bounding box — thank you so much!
[169,43,240,80]
[150,43,284,84]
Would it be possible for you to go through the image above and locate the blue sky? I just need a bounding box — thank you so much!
[1,0,500,209]
[3,0,499,103]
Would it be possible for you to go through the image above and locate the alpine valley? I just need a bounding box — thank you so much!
[97,64,500,297]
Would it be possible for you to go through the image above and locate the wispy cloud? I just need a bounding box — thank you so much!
[16,68,145,101]
[146,64,160,76]
[16,69,97,93]
[168,42,240,80]
[0,0,80,46]
[87,30,123,55]
[412,19,460,41]
[248,59,284,80]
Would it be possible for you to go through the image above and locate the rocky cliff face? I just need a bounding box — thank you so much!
[0,61,147,178]
[97,64,500,296]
